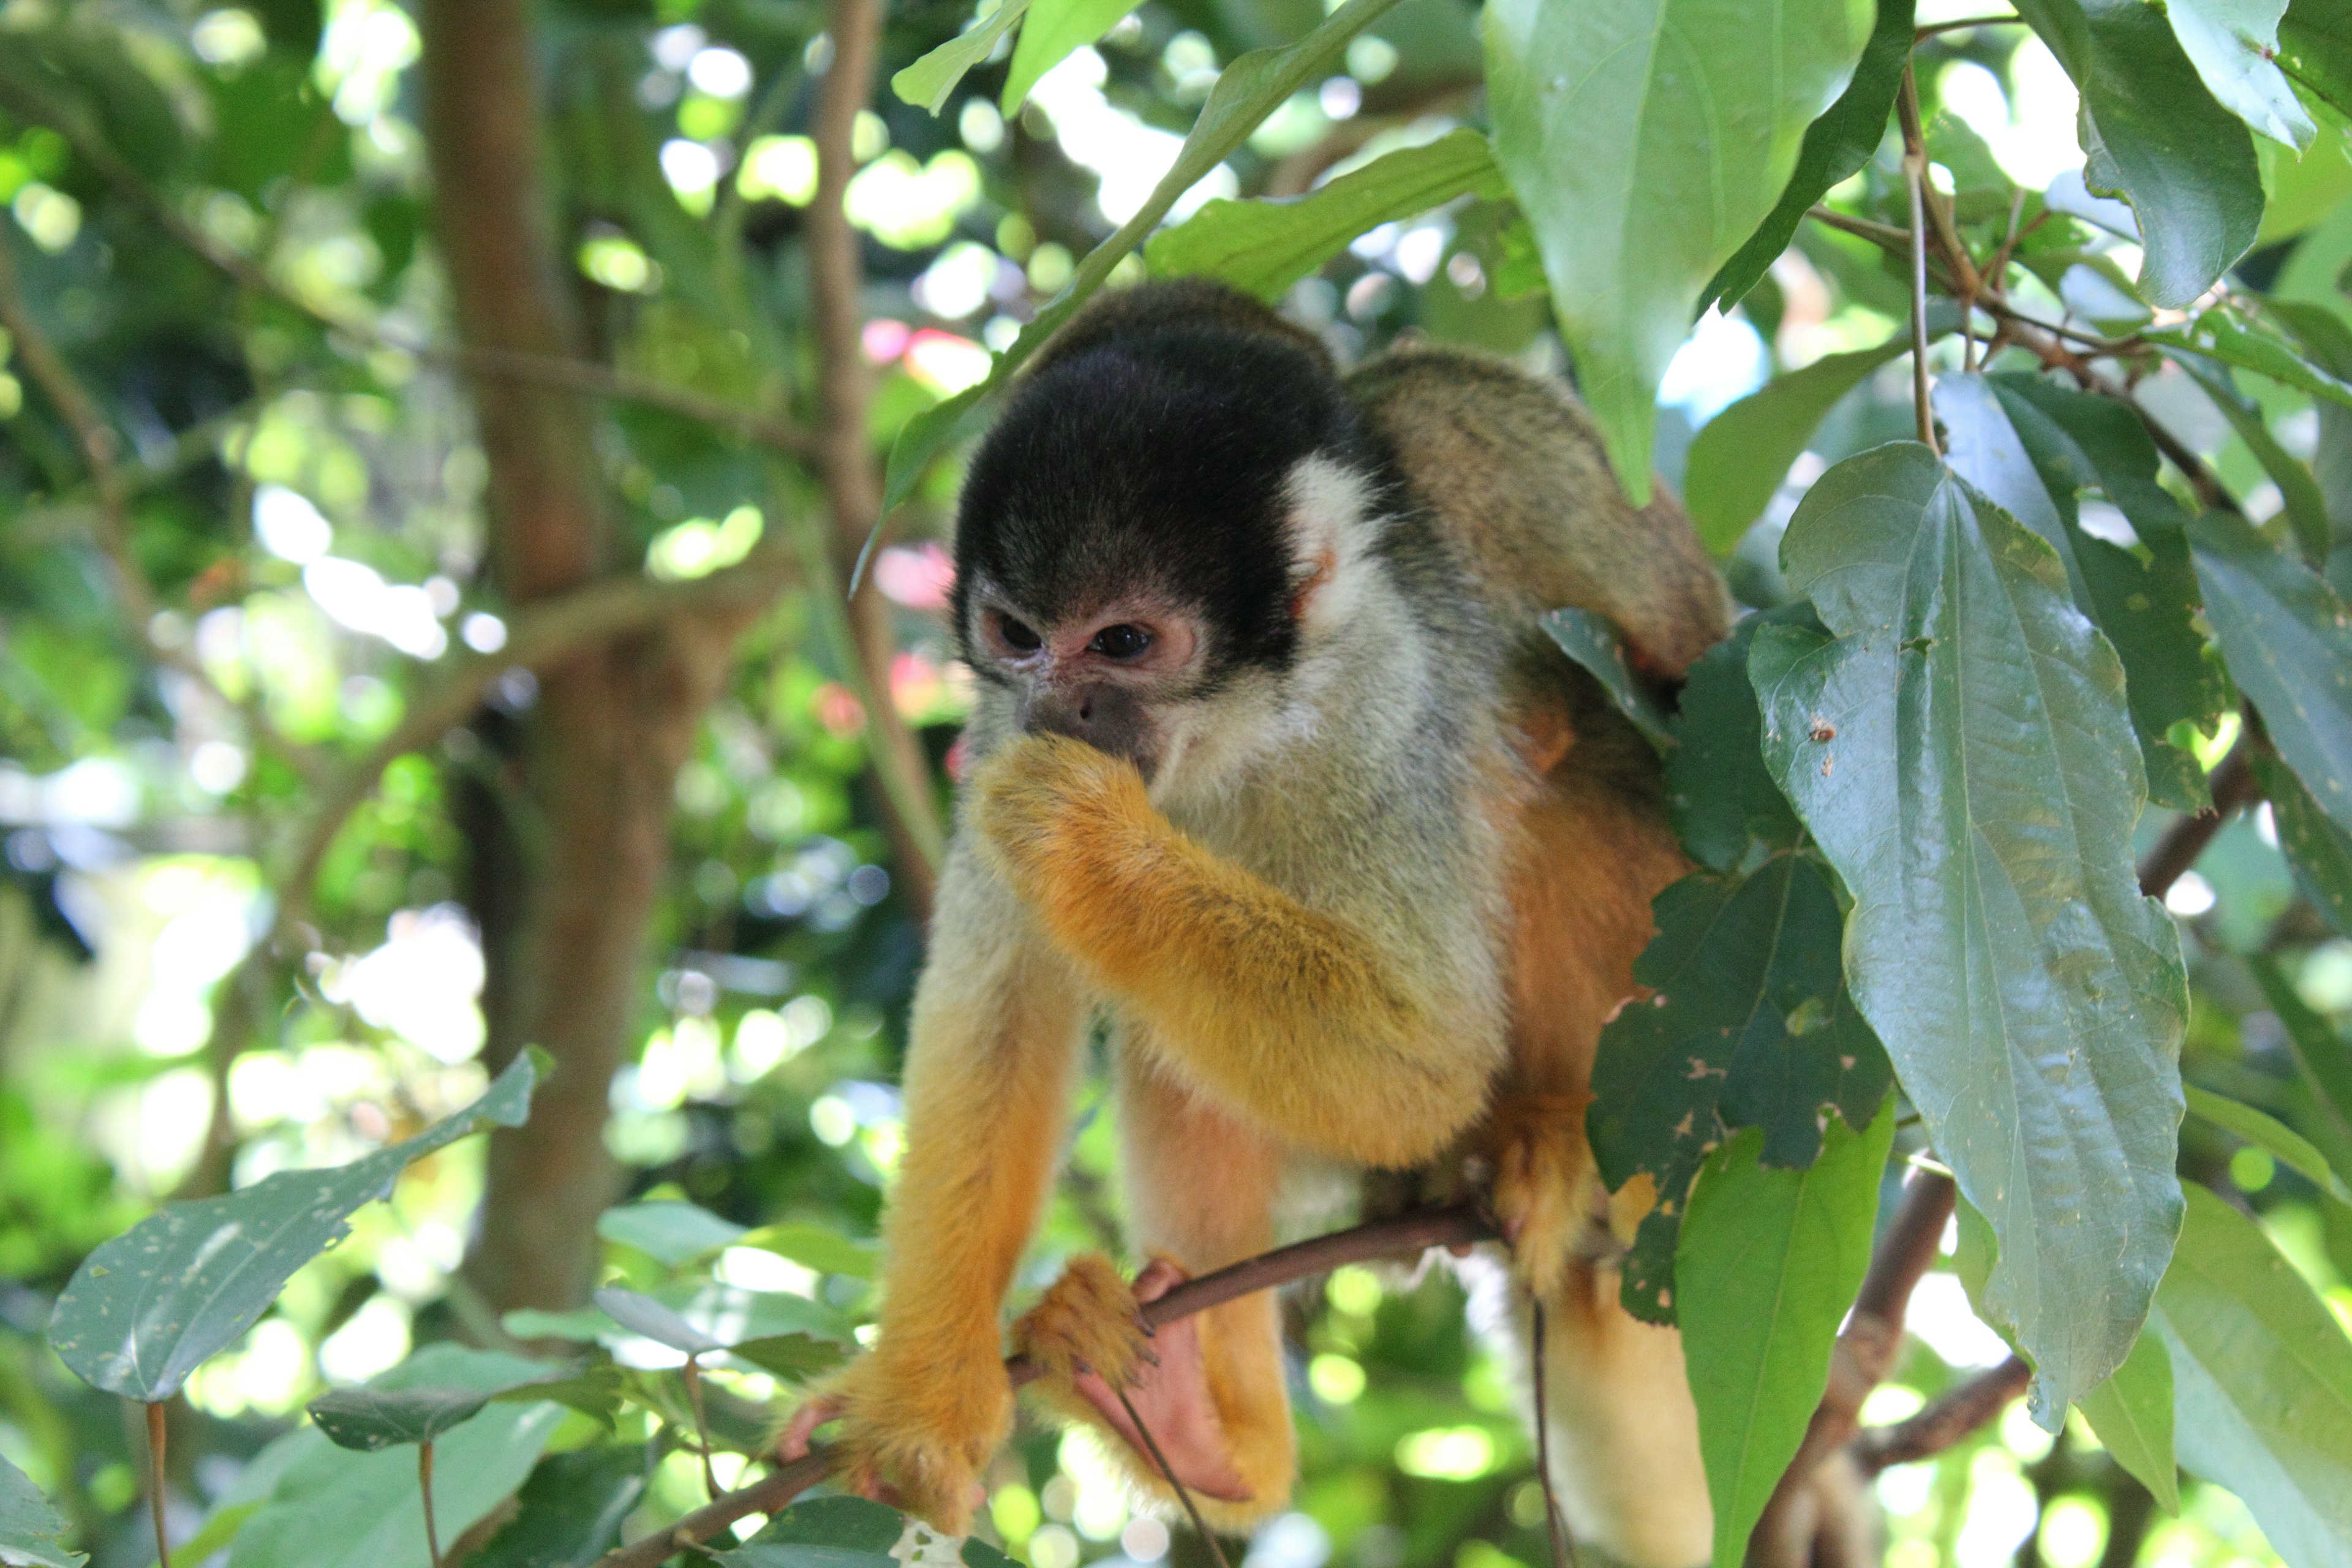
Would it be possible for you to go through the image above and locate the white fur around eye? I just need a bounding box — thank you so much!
[1283,454,1384,633]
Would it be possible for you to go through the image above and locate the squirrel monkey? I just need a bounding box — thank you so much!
[783,280,1732,1566]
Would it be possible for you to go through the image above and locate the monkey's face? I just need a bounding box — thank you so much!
[961,583,1207,782]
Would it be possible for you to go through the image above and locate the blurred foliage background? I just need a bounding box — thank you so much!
[0,0,2348,1566]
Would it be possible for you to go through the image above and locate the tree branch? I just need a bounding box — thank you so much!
[1855,1355,2031,1473]
[591,1206,1497,1568]
[2137,745,2260,902]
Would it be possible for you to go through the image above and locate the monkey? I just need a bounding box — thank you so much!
[780,277,1734,1567]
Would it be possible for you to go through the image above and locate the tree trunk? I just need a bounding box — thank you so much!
[420,0,744,1313]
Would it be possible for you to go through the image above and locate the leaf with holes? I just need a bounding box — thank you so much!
[1752,443,2187,1427]
[48,1053,540,1402]
[1678,1109,1894,1568]
[1482,0,1874,500]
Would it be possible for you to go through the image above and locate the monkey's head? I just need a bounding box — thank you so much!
[951,296,1385,786]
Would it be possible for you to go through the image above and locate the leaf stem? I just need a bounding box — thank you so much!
[1112,1384,1232,1568]
[1529,1300,1580,1568]
[146,1401,172,1568]
[421,1440,443,1568]
[683,1354,722,1502]
[1898,62,1940,452]
[1914,13,2023,37]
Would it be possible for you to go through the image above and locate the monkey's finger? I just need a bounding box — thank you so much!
[775,1392,846,1460]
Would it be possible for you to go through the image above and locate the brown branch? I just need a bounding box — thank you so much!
[590,1205,1496,1568]
[1855,1355,2031,1472]
[2137,745,2258,901]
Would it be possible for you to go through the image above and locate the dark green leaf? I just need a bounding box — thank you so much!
[1002,0,1138,114]
[598,1200,749,1266]
[1540,609,1675,750]
[734,1221,881,1280]
[47,1055,537,1402]
[2255,753,2352,935]
[1146,130,1506,301]
[459,1446,648,1568]
[2165,0,2316,148]
[309,1387,494,1452]
[892,0,1030,114]
[1664,612,1807,872]
[2190,511,2352,837]
[725,1333,850,1381]
[1591,853,1892,1321]
[2185,1084,2352,1202]
[747,1497,908,1553]
[488,1362,627,1430]
[2248,952,2352,1133]
[963,1539,1020,1568]
[2282,0,2352,118]
[2150,314,2352,409]
[1939,372,2226,811]
[2014,0,2264,306]
[2162,349,2334,565]
[1482,0,1876,500]
[713,1549,900,1568]
[1678,1109,1893,1568]
[1753,443,2188,1425]
[2076,1327,2180,1512]
[2154,1184,2352,1568]
[1702,0,1915,314]
[0,1453,82,1568]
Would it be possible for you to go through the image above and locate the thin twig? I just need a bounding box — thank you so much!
[1529,1299,1578,1568]
[420,1439,444,1568]
[684,1355,722,1502]
[1898,66,1940,453]
[592,1205,1496,1568]
[1915,13,2024,35]
[1114,1385,1234,1568]
[1855,1356,2031,1472]
[146,1402,172,1568]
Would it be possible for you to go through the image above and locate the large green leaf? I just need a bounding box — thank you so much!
[2163,349,2334,566]
[2077,1328,2180,1512]
[0,1455,81,1568]
[2186,1084,2352,1203]
[2281,0,2352,120]
[307,1359,581,1451]
[1937,372,2226,811]
[459,1447,648,1568]
[228,1347,566,1568]
[598,1200,750,1265]
[1676,1110,1894,1568]
[2165,0,2316,148]
[1663,612,1806,873]
[1700,0,1915,314]
[1001,0,1138,114]
[1589,852,1891,1321]
[720,1496,909,1568]
[2014,0,2264,306]
[2155,1184,2352,1568]
[48,1054,538,1402]
[2190,511,2352,837]
[1482,0,1874,502]
[734,1221,880,1281]
[893,0,1030,115]
[2150,314,2352,409]
[1146,130,1506,301]
[877,0,1406,521]
[2256,753,2352,935]
[1683,331,1917,554]
[1751,443,2187,1426]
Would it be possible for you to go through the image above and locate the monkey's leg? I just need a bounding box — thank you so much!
[971,734,1498,1167]
[803,845,1089,1532]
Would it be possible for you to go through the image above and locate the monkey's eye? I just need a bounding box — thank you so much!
[1089,623,1152,660]
[997,614,1042,654]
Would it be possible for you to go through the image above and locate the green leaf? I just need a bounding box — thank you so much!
[1590,853,1892,1321]
[2076,1327,2180,1513]
[2255,753,2352,935]
[893,0,1030,115]
[2165,0,2317,148]
[0,1453,82,1568]
[1752,443,2188,1427]
[598,1200,750,1265]
[2014,0,2264,307]
[1684,323,1924,553]
[2162,348,2334,565]
[1677,1109,1894,1568]
[1482,0,1875,501]
[1701,0,1914,313]
[725,1333,850,1382]
[2247,952,2352,1134]
[735,1221,881,1280]
[2150,314,2352,409]
[2190,510,2352,837]
[714,1548,900,1568]
[48,1055,538,1402]
[592,1286,728,1355]
[309,1386,499,1451]
[459,1446,648,1568]
[747,1497,907,1553]
[1938,372,2226,812]
[1664,612,1807,873]
[1001,0,1137,114]
[2281,0,2352,119]
[228,1346,567,1568]
[2154,1184,2352,1568]
[1540,608,1675,749]
[2185,1084,2352,1203]
[1146,130,1506,301]
[521,1282,857,1354]
[876,0,1406,519]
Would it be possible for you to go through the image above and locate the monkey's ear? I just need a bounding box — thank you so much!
[1281,454,1382,631]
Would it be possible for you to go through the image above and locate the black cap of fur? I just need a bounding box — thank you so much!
[952,282,1374,684]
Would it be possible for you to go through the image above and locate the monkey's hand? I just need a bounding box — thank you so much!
[969,734,1151,899]
[1016,1255,1254,1504]
[776,1339,1012,1533]
[1487,1091,1601,1300]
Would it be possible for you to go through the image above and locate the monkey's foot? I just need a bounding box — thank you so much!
[1487,1091,1600,1299]
[1017,1256,1253,1504]
[775,1348,1007,1533]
